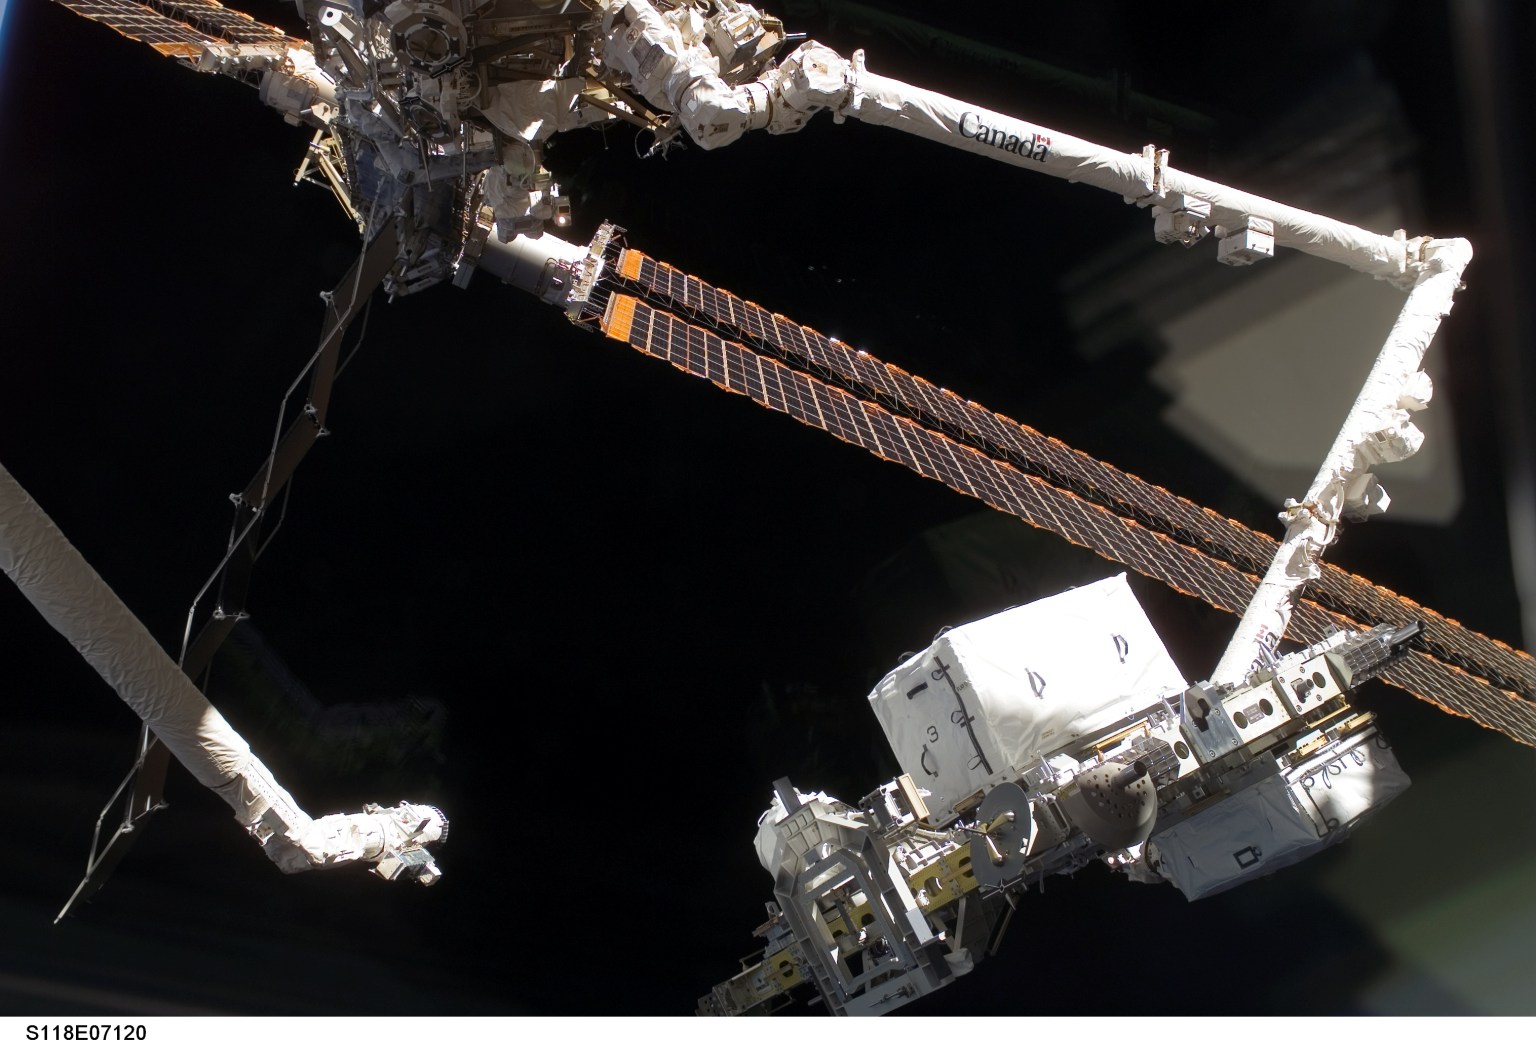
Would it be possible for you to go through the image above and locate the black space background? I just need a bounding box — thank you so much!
[2,0,1534,1018]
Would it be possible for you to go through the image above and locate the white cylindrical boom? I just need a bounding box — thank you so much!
[0,462,446,882]
[828,56,1413,284]
[1209,237,1473,685]
[599,2,1429,287]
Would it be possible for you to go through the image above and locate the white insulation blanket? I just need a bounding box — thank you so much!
[1150,729,1410,899]
[868,575,1187,823]
[0,463,255,799]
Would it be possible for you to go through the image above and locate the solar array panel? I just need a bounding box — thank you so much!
[53,0,293,59]
[597,290,1536,748]
[615,248,1274,569]
[599,293,1261,612]
[1381,651,1536,742]
[610,247,1536,709]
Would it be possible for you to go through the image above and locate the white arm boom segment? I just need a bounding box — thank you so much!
[0,463,447,883]
[600,1,1429,286]
[838,62,1418,282]
[1209,237,1472,684]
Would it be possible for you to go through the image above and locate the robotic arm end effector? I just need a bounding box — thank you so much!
[253,796,450,886]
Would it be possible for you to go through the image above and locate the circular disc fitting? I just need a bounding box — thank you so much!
[970,782,1033,890]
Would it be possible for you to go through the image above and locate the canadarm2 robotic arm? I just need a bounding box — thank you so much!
[598,0,1450,286]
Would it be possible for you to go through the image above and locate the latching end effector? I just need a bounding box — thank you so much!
[259,799,450,885]
[365,803,449,885]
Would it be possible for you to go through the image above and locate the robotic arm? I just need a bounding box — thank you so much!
[601,0,1438,284]
[0,462,448,886]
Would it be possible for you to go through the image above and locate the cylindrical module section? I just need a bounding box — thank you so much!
[480,231,589,299]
